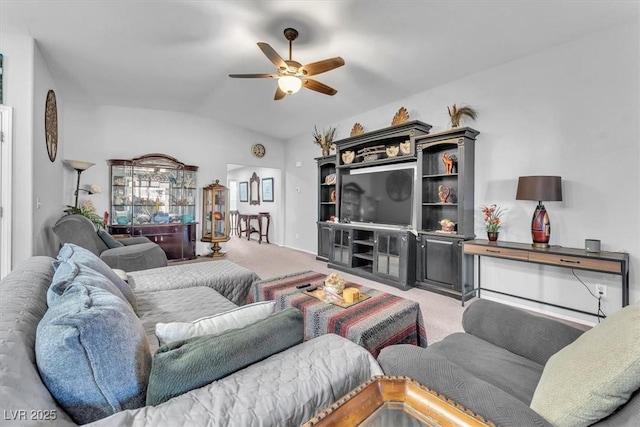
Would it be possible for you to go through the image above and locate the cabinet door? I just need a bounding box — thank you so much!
[317,223,332,260]
[330,228,351,266]
[374,232,403,280]
[421,236,460,291]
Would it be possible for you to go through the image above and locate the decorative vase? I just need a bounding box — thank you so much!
[322,146,331,157]
[487,232,499,242]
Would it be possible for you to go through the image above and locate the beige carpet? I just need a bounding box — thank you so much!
[179,235,467,343]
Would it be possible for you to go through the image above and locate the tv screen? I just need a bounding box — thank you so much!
[340,166,414,227]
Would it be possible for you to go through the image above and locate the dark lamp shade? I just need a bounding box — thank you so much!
[516,176,562,202]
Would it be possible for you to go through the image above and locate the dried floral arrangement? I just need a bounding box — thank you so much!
[447,104,478,128]
[313,125,337,155]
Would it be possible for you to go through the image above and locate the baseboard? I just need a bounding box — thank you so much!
[482,296,597,328]
[281,244,317,256]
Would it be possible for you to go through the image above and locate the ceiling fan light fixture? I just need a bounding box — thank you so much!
[278,75,302,94]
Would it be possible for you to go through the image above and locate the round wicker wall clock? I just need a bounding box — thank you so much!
[252,143,266,158]
[44,89,58,162]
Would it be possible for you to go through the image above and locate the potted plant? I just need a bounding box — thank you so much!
[481,204,505,241]
[64,200,105,230]
[447,104,478,128]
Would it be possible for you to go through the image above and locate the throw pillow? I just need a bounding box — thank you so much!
[35,282,152,424]
[155,301,276,346]
[98,229,125,249]
[530,302,640,426]
[57,243,137,312]
[146,307,304,406]
[48,258,128,307]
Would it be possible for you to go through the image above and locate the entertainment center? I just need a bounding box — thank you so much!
[316,121,480,300]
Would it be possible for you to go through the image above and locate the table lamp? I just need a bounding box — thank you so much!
[515,176,562,248]
[64,159,95,208]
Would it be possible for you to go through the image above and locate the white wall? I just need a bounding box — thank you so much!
[62,104,286,255]
[0,20,36,264]
[227,166,283,245]
[284,20,640,323]
[33,41,65,257]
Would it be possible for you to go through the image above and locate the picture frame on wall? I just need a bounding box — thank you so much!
[239,181,248,202]
[262,177,274,202]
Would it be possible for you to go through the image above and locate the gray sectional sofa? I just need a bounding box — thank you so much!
[378,298,640,426]
[0,249,382,426]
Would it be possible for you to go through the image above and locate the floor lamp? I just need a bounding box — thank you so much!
[516,176,563,248]
[64,160,95,208]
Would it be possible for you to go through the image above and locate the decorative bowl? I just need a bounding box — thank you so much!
[325,173,337,185]
[182,215,194,223]
[341,151,355,165]
[116,216,128,225]
[324,272,345,295]
[386,145,399,157]
[399,141,411,155]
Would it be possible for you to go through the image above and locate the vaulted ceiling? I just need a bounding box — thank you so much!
[3,0,636,140]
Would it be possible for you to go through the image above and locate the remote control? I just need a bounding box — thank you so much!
[296,283,311,289]
[306,286,318,292]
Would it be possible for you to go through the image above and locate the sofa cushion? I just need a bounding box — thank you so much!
[98,229,125,248]
[57,243,137,311]
[48,258,128,307]
[530,302,640,426]
[35,282,152,424]
[146,307,304,406]
[426,332,544,404]
[136,286,238,352]
[155,301,276,346]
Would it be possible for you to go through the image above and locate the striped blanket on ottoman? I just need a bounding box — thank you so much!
[249,271,427,357]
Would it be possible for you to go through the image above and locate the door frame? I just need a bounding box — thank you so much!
[0,105,13,278]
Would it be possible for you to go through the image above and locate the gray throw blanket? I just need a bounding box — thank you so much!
[146,308,303,406]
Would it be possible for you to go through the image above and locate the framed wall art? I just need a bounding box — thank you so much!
[239,181,248,202]
[44,89,58,162]
[262,177,274,202]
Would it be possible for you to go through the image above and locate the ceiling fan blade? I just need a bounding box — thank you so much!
[257,42,288,70]
[228,73,278,78]
[274,86,287,101]
[302,78,338,96]
[300,57,345,76]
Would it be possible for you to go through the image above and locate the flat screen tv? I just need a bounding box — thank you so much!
[340,164,414,227]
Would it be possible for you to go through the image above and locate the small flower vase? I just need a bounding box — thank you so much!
[487,231,499,242]
[322,146,331,157]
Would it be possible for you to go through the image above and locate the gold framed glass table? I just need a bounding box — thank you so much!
[302,376,494,427]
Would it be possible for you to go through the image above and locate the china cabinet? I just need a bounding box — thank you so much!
[201,180,230,257]
[108,153,198,261]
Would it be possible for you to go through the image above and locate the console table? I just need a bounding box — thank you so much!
[463,239,630,317]
[238,212,270,244]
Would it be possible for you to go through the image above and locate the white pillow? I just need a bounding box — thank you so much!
[111,268,128,281]
[155,301,276,346]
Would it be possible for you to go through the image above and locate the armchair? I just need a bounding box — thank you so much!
[53,214,168,272]
[378,299,640,426]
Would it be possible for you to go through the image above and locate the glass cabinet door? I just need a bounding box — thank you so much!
[375,233,401,278]
[109,154,198,227]
[331,228,351,266]
[111,163,133,225]
[201,180,230,257]
[202,186,213,240]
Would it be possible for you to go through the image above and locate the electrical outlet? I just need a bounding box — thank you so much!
[596,284,607,299]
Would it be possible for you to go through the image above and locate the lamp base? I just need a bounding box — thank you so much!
[532,242,550,249]
[531,202,551,247]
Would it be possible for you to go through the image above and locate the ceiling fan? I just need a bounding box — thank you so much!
[229,28,345,100]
